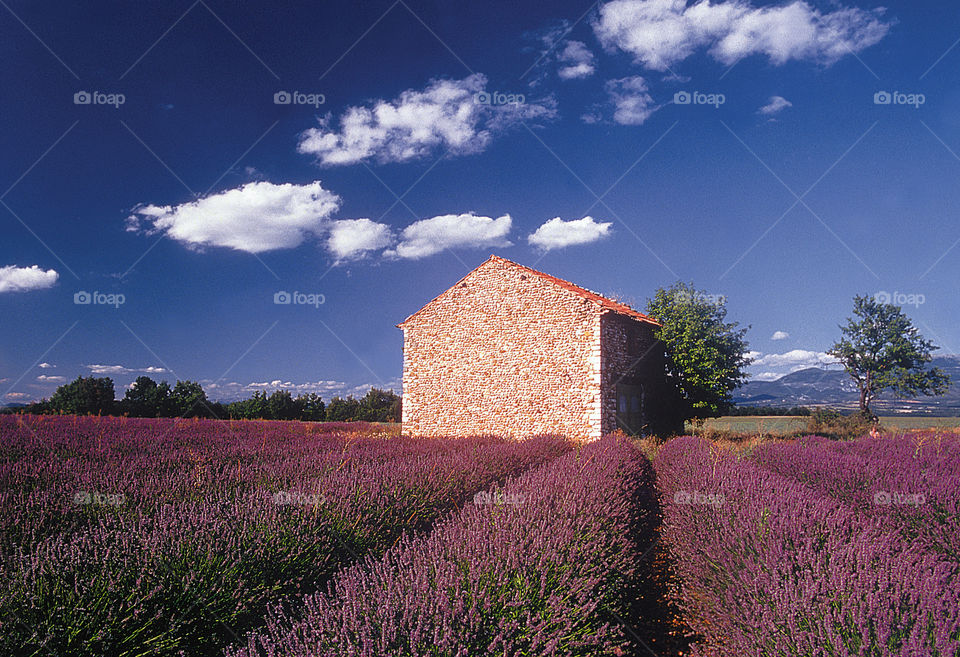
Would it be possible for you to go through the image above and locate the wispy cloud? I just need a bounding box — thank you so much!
[298,74,557,166]
[85,364,168,375]
[593,0,891,71]
[759,95,792,115]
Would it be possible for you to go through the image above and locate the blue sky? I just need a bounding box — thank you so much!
[2,0,959,403]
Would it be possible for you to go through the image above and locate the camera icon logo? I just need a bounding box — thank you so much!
[673,90,691,105]
[873,90,891,105]
[873,491,892,505]
[273,291,291,304]
[74,291,92,304]
[474,91,491,105]
[273,91,292,105]
[873,290,892,304]
[74,91,92,105]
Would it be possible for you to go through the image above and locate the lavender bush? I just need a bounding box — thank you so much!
[0,415,568,656]
[654,435,960,656]
[752,432,960,559]
[227,436,652,657]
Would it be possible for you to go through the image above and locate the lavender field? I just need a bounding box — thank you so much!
[654,433,960,656]
[3,416,959,656]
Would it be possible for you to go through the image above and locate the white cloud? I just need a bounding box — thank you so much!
[759,95,792,115]
[386,213,513,260]
[770,330,790,340]
[0,265,58,293]
[606,76,658,125]
[36,375,66,382]
[593,0,891,71]
[127,181,341,254]
[204,378,401,402]
[528,216,613,251]
[752,371,785,381]
[557,41,597,79]
[751,349,837,369]
[85,364,168,375]
[38,362,56,369]
[298,74,557,166]
[326,219,394,261]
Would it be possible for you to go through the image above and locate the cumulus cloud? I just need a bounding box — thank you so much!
[752,371,786,381]
[605,76,658,125]
[528,216,613,251]
[36,375,66,382]
[204,378,401,402]
[0,265,58,293]
[593,0,891,71]
[385,213,513,260]
[126,181,341,254]
[770,330,790,340]
[759,95,792,115]
[298,74,556,167]
[751,349,837,370]
[38,362,56,369]
[85,364,168,375]
[326,218,395,261]
[557,40,597,79]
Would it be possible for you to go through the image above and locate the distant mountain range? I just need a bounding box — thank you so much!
[735,356,960,416]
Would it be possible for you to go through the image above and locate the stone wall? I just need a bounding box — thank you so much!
[401,258,604,441]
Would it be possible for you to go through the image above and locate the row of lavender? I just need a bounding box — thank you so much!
[654,435,960,656]
[0,415,569,656]
[751,433,960,559]
[227,436,653,657]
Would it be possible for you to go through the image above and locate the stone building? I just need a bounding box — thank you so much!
[397,255,672,441]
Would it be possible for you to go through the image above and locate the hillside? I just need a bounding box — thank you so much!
[735,356,960,415]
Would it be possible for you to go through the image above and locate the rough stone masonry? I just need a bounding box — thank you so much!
[398,255,669,441]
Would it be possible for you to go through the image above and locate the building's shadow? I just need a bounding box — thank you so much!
[615,468,699,656]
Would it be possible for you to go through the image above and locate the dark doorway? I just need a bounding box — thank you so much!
[616,384,644,434]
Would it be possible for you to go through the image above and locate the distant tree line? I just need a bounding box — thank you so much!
[726,405,813,416]
[3,375,401,423]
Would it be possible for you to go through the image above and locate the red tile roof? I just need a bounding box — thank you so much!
[399,255,660,327]
[490,256,660,326]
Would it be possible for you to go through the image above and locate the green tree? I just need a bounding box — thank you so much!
[829,295,950,417]
[295,393,326,421]
[121,376,173,417]
[325,396,361,422]
[170,380,210,418]
[646,283,751,425]
[358,388,401,422]
[266,390,298,420]
[48,376,116,415]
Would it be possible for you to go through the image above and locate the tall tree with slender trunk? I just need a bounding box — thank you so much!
[829,295,950,416]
